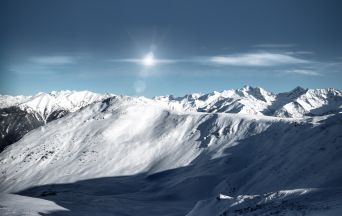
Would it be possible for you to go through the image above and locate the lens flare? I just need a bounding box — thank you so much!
[142,52,155,66]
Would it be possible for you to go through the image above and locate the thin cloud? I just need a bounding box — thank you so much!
[252,44,297,48]
[286,69,322,76]
[210,52,309,66]
[30,56,75,65]
[111,58,178,64]
[110,52,310,67]
[285,51,315,55]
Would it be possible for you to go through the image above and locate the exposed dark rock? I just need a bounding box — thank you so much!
[0,107,69,152]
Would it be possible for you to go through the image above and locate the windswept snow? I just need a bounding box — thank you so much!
[0,193,67,216]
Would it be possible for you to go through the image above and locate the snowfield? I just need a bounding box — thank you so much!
[0,193,68,216]
[0,87,342,215]
[187,188,342,216]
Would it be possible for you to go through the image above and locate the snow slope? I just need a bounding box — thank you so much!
[187,188,342,216]
[0,93,342,215]
[0,90,113,152]
[0,193,67,216]
[0,107,44,152]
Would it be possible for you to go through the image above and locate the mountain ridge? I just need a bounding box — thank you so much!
[0,90,341,215]
[153,86,342,118]
[1,86,341,152]
[0,85,342,118]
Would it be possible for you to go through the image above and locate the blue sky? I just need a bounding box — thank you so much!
[1,0,342,97]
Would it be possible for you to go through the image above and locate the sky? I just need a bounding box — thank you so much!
[1,0,342,97]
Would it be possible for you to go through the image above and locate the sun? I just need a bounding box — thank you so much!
[142,52,155,67]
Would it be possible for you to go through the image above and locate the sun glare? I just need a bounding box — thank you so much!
[142,52,155,66]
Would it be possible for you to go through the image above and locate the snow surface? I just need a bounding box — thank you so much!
[0,193,67,216]
[0,87,342,215]
[0,96,297,193]
[187,188,342,216]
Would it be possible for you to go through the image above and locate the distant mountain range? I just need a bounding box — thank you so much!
[154,86,342,118]
[1,86,341,152]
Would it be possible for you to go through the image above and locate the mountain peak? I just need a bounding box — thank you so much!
[236,85,273,102]
[291,86,306,92]
[239,85,268,94]
[241,85,253,91]
[286,86,307,98]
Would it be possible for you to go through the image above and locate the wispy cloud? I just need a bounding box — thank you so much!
[110,51,311,68]
[210,52,308,66]
[252,44,296,48]
[285,69,322,76]
[29,56,75,65]
[106,50,340,79]
[111,58,178,64]
[285,51,315,55]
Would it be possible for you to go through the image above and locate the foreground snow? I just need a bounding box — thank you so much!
[2,187,340,216]
[0,193,67,216]
[187,188,342,216]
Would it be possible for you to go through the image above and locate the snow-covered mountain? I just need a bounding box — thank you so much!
[1,90,113,122]
[0,91,113,151]
[0,87,342,215]
[0,95,30,109]
[154,86,342,118]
